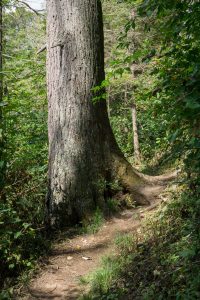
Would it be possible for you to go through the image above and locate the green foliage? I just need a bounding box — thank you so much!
[0,202,47,275]
[106,198,119,214]
[131,0,200,168]
[0,6,48,293]
[104,0,200,169]
[4,7,47,174]
[92,80,109,103]
[103,0,171,162]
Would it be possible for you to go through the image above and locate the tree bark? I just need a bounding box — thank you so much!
[107,85,111,118]
[131,103,141,163]
[46,0,148,227]
[0,0,4,192]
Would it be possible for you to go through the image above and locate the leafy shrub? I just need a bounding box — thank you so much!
[0,197,49,290]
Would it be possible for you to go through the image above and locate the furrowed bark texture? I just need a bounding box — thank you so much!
[47,0,146,227]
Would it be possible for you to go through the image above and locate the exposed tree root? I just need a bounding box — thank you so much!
[110,153,178,206]
[133,168,180,185]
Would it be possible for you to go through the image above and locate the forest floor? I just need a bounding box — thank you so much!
[18,173,177,300]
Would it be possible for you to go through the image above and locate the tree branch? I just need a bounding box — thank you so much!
[37,44,47,55]
[16,0,43,15]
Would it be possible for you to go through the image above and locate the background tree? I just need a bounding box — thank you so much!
[0,0,4,194]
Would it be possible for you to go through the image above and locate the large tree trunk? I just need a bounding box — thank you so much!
[46,0,148,227]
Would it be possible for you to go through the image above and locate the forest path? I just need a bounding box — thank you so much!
[20,179,175,300]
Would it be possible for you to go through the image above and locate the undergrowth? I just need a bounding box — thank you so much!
[81,183,200,300]
[81,208,105,234]
[0,172,49,299]
[80,200,120,235]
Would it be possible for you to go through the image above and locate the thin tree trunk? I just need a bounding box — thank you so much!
[0,0,4,192]
[46,0,149,227]
[124,84,128,105]
[131,103,141,163]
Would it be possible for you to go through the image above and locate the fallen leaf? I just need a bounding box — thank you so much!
[67,256,73,260]
[82,256,92,261]
[51,265,59,270]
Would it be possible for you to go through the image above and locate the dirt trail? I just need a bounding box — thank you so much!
[19,175,176,300]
